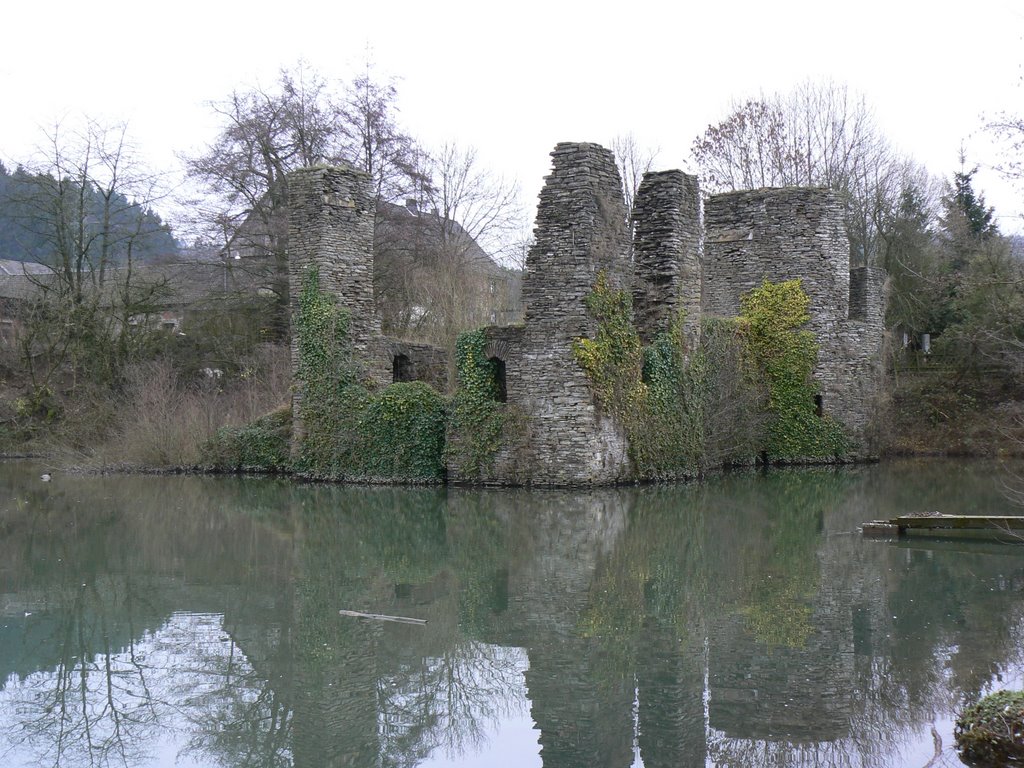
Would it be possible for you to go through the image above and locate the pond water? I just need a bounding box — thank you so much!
[0,459,1023,767]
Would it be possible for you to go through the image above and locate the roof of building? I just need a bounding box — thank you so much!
[0,259,51,276]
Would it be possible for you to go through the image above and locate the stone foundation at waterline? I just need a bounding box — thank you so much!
[286,143,886,486]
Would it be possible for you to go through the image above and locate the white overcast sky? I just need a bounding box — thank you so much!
[3,0,1023,232]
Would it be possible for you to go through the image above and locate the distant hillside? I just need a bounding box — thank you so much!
[0,161,178,266]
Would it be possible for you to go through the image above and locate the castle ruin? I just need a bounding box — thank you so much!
[287,142,886,486]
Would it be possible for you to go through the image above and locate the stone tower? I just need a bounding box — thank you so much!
[631,169,702,347]
[496,142,634,485]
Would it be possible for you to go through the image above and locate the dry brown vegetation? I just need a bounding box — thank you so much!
[879,367,1024,458]
[3,343,292,470]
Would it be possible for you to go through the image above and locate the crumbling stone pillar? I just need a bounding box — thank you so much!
[287,165,388,452]
[703,187,884,450]
[513,142,632,485]
[632,170,702,346]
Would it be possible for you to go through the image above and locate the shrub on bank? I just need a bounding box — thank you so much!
[203,405,293,473]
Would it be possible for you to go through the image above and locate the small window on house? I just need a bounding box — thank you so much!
[162,321,177,331]
[814,394,823,417]
[393,354,413,383]
[489,357,507,403]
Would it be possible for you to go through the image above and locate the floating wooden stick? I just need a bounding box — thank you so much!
[339,609,427,626]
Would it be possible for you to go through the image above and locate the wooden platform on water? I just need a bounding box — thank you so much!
[862,515,1024,543]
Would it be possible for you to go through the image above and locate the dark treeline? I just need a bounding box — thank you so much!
[0,161,178,266]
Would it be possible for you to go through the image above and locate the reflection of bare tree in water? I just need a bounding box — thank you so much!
[1,580,297,768]
[178,648,293,768]
[2,578,163,767]
[378,640,526,767]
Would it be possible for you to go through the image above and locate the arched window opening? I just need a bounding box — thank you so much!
[393,354,413,383]
[489,357,507,403]
[814,394,823,417]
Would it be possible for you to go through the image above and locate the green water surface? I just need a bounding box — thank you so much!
[0,459,1021,767]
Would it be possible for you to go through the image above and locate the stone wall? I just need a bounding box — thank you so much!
[632,170,702,346]
[386,339,449,392]
[703,187,885,447]
[513,143,632,485]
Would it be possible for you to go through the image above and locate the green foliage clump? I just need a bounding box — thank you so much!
[571,273,696,476]
[294,267,445,482]
[636,317,704,473]
[572,274,849,476]
[955,689,1024,766]
[203,405,292,472]
[361,382,447,480]
[573,272,646,414]
[446,329,506,479]
[573,273,763,477]
[740,279,850,460]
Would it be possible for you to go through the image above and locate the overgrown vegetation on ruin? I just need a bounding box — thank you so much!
[445,329,508,479]
[740,280,850,459]
[955,689,1024,765]
[572,273,850,476]
[205,267,446,481]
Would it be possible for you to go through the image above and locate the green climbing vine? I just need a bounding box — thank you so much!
[572,273,851,477]
[360,382,447,480]
[740,279,850,459]
[446,329,507,479]
[293,265,366,476]
[572,272,646,414]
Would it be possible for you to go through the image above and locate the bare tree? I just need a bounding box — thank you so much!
[610,133,660,214]
[385,142,523,348]
[986,111,1024,189]
[12,119,172,394]
[692,80,919,265]
[187,61,430,340]
[338,61,427,204]
[183,63,346,336]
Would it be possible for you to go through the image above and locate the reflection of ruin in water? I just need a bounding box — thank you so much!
[1,462,1024,766]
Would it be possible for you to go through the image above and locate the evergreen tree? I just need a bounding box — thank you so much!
[940,164,998,271]
[880,184,952,337]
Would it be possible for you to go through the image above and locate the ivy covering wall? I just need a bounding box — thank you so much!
[445,329,507,479]
[572,273,852,477]
[204,267,446,481]
[740,280,850,459]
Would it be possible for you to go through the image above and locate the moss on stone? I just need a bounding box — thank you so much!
[956,689,1024,765]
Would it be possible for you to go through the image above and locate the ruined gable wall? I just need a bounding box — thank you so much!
[510,142,632,485]
[631,170,702,346]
